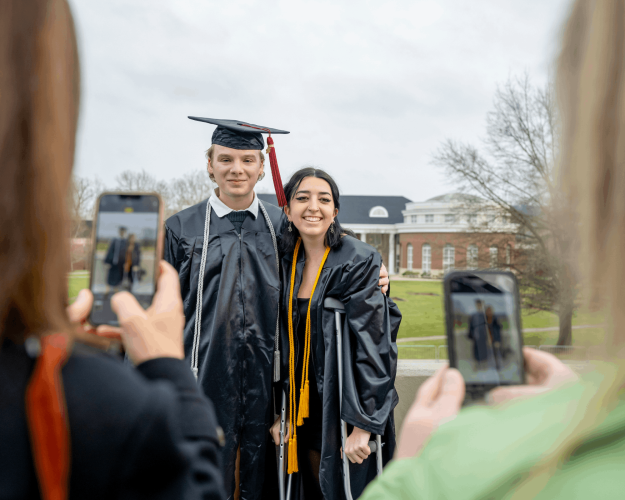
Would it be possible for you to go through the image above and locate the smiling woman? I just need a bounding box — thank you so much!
[272,167,402,500]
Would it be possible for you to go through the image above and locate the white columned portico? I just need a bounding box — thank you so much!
[388,233,395,274]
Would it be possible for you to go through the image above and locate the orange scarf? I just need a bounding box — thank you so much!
[26,333,71,500]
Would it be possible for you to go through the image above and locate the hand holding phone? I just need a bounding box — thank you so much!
[444,271,525,406]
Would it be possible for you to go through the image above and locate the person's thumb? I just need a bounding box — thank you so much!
[111,291,147,330]
[433,368,465,418]
[67,289,93,323]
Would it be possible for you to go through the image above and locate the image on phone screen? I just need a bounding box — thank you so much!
[448,273,524,385]
[90,194,160,325]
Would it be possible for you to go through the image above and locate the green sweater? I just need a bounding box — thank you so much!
[361,367,625,499]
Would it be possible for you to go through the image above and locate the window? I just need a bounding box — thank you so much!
[369,206,389,218]
[421,244,431,273]
[410,215,417,223]
[445,214,456,224]
[490,246,499,268]
[443,244,455,273]
[467,244,478,269]
[425,214,434,223]
[505,244,512,270]
[407,244,414,270]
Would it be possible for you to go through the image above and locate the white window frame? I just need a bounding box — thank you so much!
[425,214,434,223]
[407,244,414,270]
[410,215,417,223]
[467,244,478,269]
[490,246,499,268]
[422,243,431,273]
[443,244,455,273]
[505,244,512,270]
[369,206,389,218]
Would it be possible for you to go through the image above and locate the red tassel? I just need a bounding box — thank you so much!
[266,136,287,207]
[26,333,71,500]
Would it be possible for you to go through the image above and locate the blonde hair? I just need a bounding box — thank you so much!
[205,145,265,182]
[511,1,625,495]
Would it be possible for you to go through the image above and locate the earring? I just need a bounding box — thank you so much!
[288,221,293,232]
[330,221,335,234]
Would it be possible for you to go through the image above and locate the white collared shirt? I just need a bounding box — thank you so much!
[208,191,259,219]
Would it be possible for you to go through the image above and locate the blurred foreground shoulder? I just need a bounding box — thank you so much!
[64,342,225,499]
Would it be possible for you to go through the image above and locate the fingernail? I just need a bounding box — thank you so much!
[444,371,456,386]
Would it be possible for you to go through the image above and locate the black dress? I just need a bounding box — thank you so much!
[294,298,324,500]
[0,338,225,499]
[279,236,402,500]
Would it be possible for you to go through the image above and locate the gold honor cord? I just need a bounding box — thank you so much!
[287,238,330,474]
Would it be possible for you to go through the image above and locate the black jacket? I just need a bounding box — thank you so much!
[0,339,225,499]
[164,198,287,500]
[279,235,402,500]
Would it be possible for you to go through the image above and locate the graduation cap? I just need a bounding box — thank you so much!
[189,117,289,207]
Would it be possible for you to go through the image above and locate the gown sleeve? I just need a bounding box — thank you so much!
[338,252,401,436]
[164,224,181,271]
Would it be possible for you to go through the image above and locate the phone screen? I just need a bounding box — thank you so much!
[446,272,524,387]
[90,194,161,326]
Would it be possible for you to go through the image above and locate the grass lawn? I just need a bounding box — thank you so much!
[390,279,605,359]
[68,273,605,358]
[68,272,90,302]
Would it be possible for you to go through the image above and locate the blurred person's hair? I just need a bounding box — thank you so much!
[511,1,625,496]
[0,0,80,342]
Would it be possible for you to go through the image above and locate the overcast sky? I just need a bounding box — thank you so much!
[69,0,572,203]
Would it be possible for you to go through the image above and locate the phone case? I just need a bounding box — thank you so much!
[443,270,525,404]
[87,192,164,327]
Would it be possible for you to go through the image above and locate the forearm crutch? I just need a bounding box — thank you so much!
[278,389,293,500]
[324,297,383,500]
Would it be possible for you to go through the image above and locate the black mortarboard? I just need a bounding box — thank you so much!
[189,117,289,206]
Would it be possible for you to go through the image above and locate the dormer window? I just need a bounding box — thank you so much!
[425,214,434,223]
[369,206,389,218]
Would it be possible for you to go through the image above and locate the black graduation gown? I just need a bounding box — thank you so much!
[164,198,287,500]
[279,235,401,500]
[105,237,128,286]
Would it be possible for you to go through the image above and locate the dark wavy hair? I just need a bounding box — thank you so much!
[280,167,355,256]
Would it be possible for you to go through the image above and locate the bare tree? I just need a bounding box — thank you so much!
[167,170,213,217]
[115,169,172,215]
[433,75,578,345]
[69,175,105,270]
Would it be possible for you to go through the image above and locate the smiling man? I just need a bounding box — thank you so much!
[164,118,289,500]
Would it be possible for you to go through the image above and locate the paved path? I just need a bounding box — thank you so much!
[397,324,605,344]
[398,336,446,343]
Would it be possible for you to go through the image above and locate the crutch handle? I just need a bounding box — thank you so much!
[368,441,378,453]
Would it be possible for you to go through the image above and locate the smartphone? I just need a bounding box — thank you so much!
[88,193,163,326]
[444,271,525,405]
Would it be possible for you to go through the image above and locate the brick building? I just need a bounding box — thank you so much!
[245,193,516,276]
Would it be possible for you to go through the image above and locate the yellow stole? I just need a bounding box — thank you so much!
[287,237,331,474]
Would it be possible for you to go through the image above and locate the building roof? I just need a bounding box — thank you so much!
[425,192,483,203]
[256,193,412,225]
